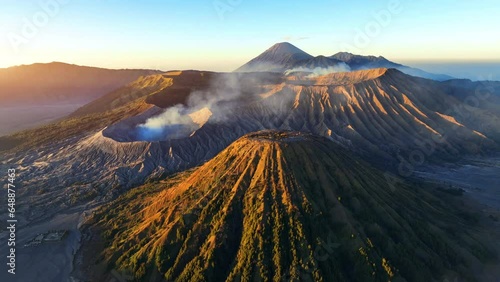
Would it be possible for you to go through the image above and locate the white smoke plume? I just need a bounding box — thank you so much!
[284,63,351,77]
[136,73,248,139]
[135,64,350,141]
[139,105,191,130]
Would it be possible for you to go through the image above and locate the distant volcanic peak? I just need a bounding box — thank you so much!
[330,51,356,61]
[236,42,313,72]
[331,52,386,62]
[314,55,330,59]
[256,42,313,62]
[266,42,312,56]
[237,44,451,80]
[296,55,346,68]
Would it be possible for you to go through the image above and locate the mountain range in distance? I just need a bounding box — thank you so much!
[0,62,161,106]
[0,62,160,136]
[236,42,454,81]
[2,64,499,190]
[1,42,500,282]
[0,42,479,137]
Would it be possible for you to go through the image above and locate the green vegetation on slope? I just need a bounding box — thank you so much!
[83,131,495,282]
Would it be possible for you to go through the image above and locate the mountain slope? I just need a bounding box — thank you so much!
[70,71,184,117]
[330,52,399,69]
[0,62,160,105]
[2,69,498,212]
[236,42,314,72]
[285,55,349,74]
[236,43,452,80]
[330,52,454,81]
[103,68,495,157]
[0,62,161,136]
[79,131,495,282]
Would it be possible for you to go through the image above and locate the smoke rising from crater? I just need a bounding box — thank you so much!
[139,105,192,129]
[284,63,351,76]
[136,64,352,141]
[136,73,249,140]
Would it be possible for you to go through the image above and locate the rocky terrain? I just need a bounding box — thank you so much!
[1,68,499,226]
[0,44,499,281]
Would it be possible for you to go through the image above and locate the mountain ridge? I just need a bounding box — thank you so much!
[0,62,163,136]
[0,61,162,105]
[77,130,495,282]
[237,42,454,81]
[235,42,314,72]
[2,69,499,228]
[2,68,498,195]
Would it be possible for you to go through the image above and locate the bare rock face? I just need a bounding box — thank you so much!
[2,69,499,223]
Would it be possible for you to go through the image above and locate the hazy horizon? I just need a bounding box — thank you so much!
[2,2,500,282]
[1,0,499,73]
[3,57,500,81]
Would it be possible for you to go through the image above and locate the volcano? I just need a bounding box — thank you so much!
[3,68,499,209]
[235,42,314,72]
[330,52,453,81]
[237,42,453,81]
[79,131,493,282]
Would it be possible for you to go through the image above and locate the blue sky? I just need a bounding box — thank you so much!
[0,0,499,71]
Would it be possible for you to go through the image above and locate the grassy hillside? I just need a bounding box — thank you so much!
[81,131,495,282]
